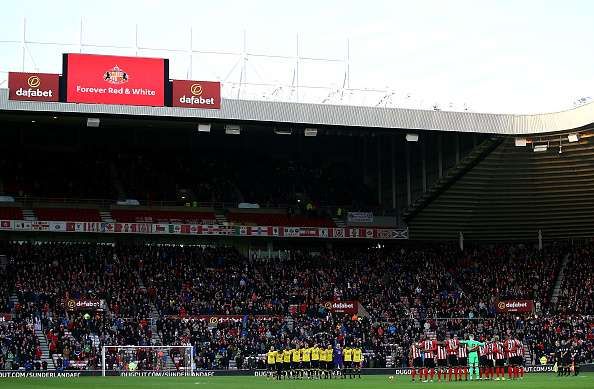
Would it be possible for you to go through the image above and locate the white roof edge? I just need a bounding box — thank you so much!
[1,88,593,135]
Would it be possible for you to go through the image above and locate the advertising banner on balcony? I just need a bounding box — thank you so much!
[65,299,106,311]
[172,80,221,109]
[0,219,408,240]
[8,72,60,102]
[323,300,358,314]
[496,300,534,313]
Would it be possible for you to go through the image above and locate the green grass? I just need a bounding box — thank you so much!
[0,373,591,389]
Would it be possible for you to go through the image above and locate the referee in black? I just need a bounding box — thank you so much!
[571,345,580,376]
[557,341,572,376]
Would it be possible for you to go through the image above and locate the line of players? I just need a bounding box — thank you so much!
[556,340,581,377]
[411,333,525,382]
[266,343,363,380]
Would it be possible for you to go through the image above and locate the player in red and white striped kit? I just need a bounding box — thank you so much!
[445,334,459,381]
[478,342,491,380]
[484,339,495,380]
[505,334,519,380]
[512,337,525,379]
[457,335,469,381]
[410,342,423,382]
[492,336,507,380]
[436,342,448,382]
[418,337,438,382]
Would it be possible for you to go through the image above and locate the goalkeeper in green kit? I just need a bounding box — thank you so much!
[460,335,484,381]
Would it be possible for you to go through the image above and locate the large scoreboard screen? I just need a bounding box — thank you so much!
[64,53,168,107]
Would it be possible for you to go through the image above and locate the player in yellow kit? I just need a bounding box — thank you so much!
[320,347,328,378]
[267,346,277,379]
[343,345,353,378]
[291,344,301,379]
[352,345,363,379]
[301,344,311,378]
[275,348,284,380]
[325,344,334,379]
[311,344,320,378]
[283,345,292,378]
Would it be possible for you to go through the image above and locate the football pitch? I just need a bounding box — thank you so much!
[0,374,591,389]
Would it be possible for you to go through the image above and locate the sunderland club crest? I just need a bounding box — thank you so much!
[103,65,128,84]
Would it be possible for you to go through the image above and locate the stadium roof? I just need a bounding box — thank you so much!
[1,88,594,135]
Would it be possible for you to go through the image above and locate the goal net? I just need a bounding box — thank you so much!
[101,345,194,376]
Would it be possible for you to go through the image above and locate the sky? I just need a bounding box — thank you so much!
[0,0,593,114]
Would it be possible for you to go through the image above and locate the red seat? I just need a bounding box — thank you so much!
[228,212,335,227]
[111,209,217,224]
[35,208,101,222]
[0,207,23,220]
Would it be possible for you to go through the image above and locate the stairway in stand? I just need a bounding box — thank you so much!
[332,217,346,228]
[35,327,56,369]
[134,270,176,370]
[99,210,114,223]
[550,253,570,306]
[215,213,228,225]
[22,209,37,221]
[9,293,18,310]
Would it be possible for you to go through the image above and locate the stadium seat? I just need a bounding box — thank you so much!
[0,206,23,220]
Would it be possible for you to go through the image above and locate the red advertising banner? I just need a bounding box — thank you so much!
[8,72,59,102]
[65,299,105,311]
[0,313,12,322]
[64,53,166,106]
[324,300,359,314]
[172,80,221,109]
[496,300,534,313]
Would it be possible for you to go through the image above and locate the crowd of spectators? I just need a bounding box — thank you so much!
[0,241,591,371]
[0,319,43,370]
[448,243,565,316]
[556,243,594,315]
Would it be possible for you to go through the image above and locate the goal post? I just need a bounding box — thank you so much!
[101,345,194,376]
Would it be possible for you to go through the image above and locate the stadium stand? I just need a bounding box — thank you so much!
[0,118,592,374]
[1,241,591,371]
[406,132,594,239]
[556,243,594,315]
